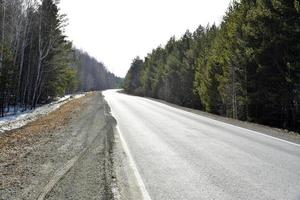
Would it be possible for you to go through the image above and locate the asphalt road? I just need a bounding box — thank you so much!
[103,90,300,200]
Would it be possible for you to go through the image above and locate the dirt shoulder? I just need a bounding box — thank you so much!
[0,92,119,200]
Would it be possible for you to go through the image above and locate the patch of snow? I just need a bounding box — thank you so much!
[0,93,86,133]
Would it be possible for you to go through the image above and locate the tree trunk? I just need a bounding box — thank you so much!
[17,15,29,106]
[231,63,237,119]
[0,0,5,70]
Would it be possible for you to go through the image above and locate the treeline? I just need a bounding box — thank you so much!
[124,0,300,131]
[74,49,122,92]
[0,0,121,117]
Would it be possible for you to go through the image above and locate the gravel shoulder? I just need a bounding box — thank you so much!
[0,94,88,200]
[0,91,144,200]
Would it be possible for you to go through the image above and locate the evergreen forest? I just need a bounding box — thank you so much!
[124,0,300,131]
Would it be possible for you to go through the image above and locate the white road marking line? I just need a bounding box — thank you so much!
[115,125,152,200]
[142,97,300,148]
[104,96,152,200]
[104,90,300,200]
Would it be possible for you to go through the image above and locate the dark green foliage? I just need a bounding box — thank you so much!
[124,57,144,96]
[240,0,300,129]
[124,0,300,131]
[0,0,120,116]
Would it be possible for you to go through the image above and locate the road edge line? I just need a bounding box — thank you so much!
[115,124,152,200]
[143,98,300,148]
[103,92,152,200]
[104,100,152,200]
[191,112,300,148]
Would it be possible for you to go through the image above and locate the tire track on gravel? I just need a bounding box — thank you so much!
[37,122,112,200]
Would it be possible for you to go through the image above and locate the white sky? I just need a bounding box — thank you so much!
[59,0,232,77]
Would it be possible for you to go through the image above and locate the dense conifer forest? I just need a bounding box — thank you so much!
[0,0,121,117]
[124,0,300,131]
[74,49,122,92]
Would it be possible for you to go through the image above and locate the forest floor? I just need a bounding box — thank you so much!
[0,94,85,133]
[0,92,139,200]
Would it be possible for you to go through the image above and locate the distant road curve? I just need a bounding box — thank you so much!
[103,89,300,200]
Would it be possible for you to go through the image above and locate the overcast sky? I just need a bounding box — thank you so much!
[59,0,232,77]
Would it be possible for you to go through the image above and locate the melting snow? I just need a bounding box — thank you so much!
[0,94,85,133]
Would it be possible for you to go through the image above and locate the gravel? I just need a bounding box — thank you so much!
[0,92,121,200]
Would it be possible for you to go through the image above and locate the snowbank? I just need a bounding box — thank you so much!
[0,94,85,133]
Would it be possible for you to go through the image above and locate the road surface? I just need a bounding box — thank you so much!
[103,90,300,200]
